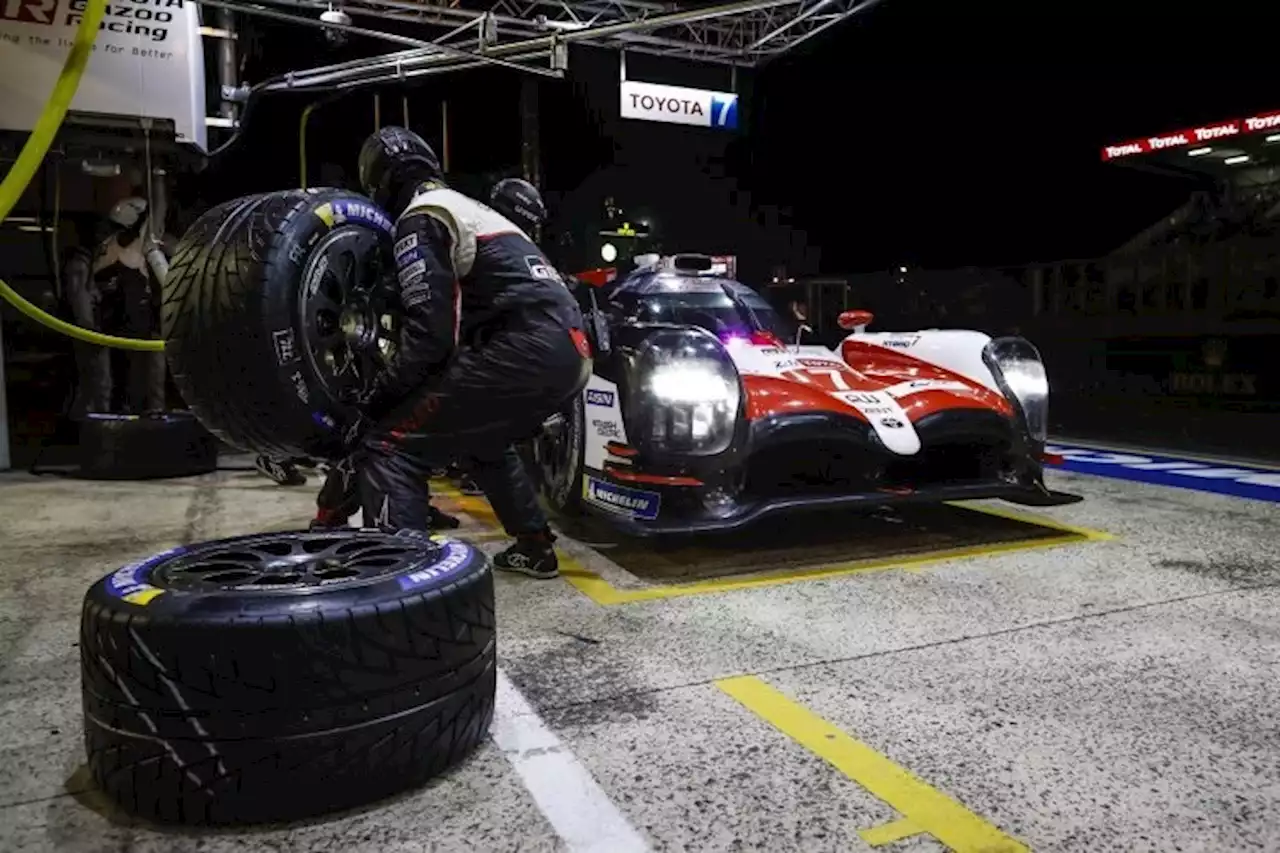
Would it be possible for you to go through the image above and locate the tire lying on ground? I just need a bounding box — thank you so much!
[80,529,495,825]
[162,188,400,460]
[78,411,218,480]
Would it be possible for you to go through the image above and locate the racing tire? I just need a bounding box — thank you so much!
[78,411,218,480]
[163,188,399,461]
[80,529,495,825]
[531,392,585,515]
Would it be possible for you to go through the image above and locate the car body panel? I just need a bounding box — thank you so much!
[845,330,1005,395]
[582,375,628,471]
[719,338,1014,457]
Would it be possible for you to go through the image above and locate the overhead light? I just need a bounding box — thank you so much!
[1267,134,1280,143]
[898,266,907,273]
[319,6,351,26]
[18,224,51,233]
[1224,155,1250,165]
[1188,147,1212,157]
[601,242,618,262]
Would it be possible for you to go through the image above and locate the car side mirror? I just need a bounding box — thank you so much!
[838,310,874,331]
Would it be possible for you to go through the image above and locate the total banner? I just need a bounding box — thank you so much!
[0,0,207,152]
[1101,109,1280,161]
[620,80,738,131]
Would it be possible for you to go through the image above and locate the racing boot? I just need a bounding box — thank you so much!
[492,529,558,580]
[256,455,308,487]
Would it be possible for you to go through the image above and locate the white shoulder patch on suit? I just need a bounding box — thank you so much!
[404,186,526,277]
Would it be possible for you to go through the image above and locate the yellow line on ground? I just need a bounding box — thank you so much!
[948,501,1115,541]
[583,534,1088,604]
[859,816,924,846]
[434,485,1112,606]
[716,675,1029,853]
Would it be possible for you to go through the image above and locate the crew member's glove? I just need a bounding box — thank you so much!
[341,411,372,454]
[343,375,398,423]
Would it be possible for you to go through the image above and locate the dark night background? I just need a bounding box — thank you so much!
[198,1,1275,284]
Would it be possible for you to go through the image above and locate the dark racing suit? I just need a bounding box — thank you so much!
[63,223,166,416]
[345,183,591,533]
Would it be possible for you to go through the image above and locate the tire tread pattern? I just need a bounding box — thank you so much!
[80,546,497,824]
[163,189,373,458]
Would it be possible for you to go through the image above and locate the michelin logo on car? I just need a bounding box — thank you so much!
[584,476,660,520]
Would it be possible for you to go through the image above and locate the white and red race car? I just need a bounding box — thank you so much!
[531,254,1077,535]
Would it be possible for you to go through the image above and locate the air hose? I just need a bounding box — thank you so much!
[0,0,166,353]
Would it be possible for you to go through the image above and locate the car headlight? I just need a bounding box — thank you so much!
[983,337,1048,443]
[629,329,741,455]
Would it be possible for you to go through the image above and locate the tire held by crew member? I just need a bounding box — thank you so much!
[80,529,495,825]
[163,189,399,460]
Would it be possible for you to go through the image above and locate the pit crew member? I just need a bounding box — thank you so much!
[441,177,552,498]
[336,126,590,577]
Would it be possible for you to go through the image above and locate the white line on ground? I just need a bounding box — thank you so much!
[1051,435,1280,471]
[492,670,651,853]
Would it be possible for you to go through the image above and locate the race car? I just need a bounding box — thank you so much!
[528,253,1078,535]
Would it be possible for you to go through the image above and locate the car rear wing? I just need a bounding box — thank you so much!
[633,253,737,277]
[573,267,619,287]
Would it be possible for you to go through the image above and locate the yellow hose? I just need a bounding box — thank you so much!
[0,0,166,353]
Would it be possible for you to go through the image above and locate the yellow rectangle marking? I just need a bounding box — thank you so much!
[946,501,1115,541]
[434,486,1113,606]
[859,816,923,846]
[717,675,1029,853]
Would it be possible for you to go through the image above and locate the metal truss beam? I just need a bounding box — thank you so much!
[255,0,882,69]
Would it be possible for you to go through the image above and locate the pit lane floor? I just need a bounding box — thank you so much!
[0,456,1277,851]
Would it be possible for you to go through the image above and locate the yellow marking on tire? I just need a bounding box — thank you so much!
[122,588,164,606]
[716,675,1029,853]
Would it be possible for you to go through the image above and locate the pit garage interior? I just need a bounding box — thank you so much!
[4,3,1280,853]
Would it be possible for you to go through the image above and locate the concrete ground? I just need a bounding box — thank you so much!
[0,455,1278,852]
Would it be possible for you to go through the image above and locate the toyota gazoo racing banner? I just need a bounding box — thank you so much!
[0,0,207,151]
[1101,109,1280,161]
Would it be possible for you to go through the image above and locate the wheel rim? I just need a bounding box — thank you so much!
[299,227,399,404]
[152,531,438,593]
[535,404,579,503]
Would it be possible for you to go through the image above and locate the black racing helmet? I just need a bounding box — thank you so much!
[358,126,442,215]
[489,177,547,236]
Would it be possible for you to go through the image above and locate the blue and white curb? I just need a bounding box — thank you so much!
[1047,444,1280,503]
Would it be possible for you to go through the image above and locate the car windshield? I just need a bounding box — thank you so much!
[632,287,797,342]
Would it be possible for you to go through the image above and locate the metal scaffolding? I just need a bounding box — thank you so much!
[232,0,883,84]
